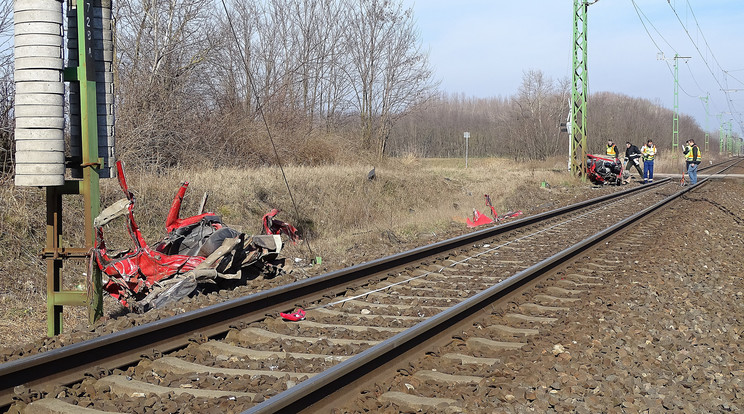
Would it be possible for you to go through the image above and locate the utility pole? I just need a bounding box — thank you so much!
[717,113,725,155]
[571,0,598,178]
[718,112,732,156]
[658,53,691,150]
[700,94,709,152]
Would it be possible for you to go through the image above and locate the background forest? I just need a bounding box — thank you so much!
[0,0,726,179]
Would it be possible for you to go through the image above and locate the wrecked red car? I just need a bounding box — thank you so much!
[586,154,628,186]
[93,161,299,312]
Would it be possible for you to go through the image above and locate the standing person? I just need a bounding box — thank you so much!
[624,141,644,178]
[683,139,702,185]
[641,139,657,183]
[606,139,619,160]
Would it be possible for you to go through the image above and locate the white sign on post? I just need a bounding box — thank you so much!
[464,132,470,168]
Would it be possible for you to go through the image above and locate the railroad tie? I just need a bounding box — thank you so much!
[97,375,256,399]
[563,273,602,281]
[545,286,584,296]
[582,262,615,271]
[201,340,350,362]
[487,324,539,337]
[310,307,422,323]
[361,291,461,305]
[518,303,569,314]
[465,337,526,356]
[228,327,382,347]
[378,392,460,413]
[533,294,581,304]
[23,398,118,414]
[413,370,483,385]
[284,320,406,333]
[504,313,558,324]
[150,356,315,379]
[340,299,448,312]
[441,353,500,366]
[556,279,601,287]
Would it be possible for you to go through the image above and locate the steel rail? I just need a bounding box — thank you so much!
[0,178,669,409]
[244,160,741,414]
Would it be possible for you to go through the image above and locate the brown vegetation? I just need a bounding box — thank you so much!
[2,157,581,344]
[388,86,717,160]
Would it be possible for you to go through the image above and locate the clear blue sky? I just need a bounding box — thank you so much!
[404,0,744,137]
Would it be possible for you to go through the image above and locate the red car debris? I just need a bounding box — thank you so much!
[93,161,299,312]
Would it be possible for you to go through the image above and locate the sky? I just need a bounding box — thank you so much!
[403,0,744,138]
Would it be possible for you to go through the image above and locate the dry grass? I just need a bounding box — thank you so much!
[0,157,583,344]
[652,148,722,174]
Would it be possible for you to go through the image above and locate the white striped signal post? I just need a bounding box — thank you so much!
[464,131,470,168]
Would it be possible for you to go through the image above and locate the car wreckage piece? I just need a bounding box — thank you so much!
[466,194,523,228]
[586,154,629,186]
[93,161,299,313]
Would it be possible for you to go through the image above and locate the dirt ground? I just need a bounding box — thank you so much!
[489,176,744,413]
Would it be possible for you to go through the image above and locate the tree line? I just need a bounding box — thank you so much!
[113,0,435,169]
[0,0,727,180]
[387,71,715,161]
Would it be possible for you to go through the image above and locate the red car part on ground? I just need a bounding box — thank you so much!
[94,161,297,309]
[94,162,207,307]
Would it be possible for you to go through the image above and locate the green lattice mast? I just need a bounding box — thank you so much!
[700,94,709,152]
[571,0,593,178]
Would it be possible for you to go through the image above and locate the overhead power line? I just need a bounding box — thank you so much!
[667,1,744,134]
[631,0,743,137]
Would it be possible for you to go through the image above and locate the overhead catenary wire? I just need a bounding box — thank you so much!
[667,1,744,133]
[630,1,698,98]
[630,0,743,135]
[218,0,316,259]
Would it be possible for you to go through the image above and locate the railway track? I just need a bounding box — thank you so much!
[2,158,740,413]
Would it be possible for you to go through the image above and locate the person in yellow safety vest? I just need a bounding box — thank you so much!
[640,139,657,184]
[683,139,702,185]
[606,140,619,159]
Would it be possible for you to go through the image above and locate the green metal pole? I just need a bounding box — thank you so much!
[77,0,103,324]
[700,95,709,152]
[672,54,679,150]
[717,113,725,155]
[571,0,589,179]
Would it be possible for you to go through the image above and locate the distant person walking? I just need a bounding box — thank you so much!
[683,139,702,185]
[606,139,619,160]
[624,141,644,178]
[641,139,657,183]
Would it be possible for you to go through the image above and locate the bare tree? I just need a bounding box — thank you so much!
[344,0,435,159]
[114,0,219,169]
[505,70,569,160]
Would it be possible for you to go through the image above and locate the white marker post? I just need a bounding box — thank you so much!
[464,131,470,168]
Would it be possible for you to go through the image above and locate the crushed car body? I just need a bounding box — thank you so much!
[586,154,629,186]
[93,161,299,313]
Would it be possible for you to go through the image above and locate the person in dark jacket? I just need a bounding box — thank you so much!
[624,141,644,178]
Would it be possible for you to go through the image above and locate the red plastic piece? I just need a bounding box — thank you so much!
[262,209,300,243]
[280,308,306,321]
[466,209,494,227]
